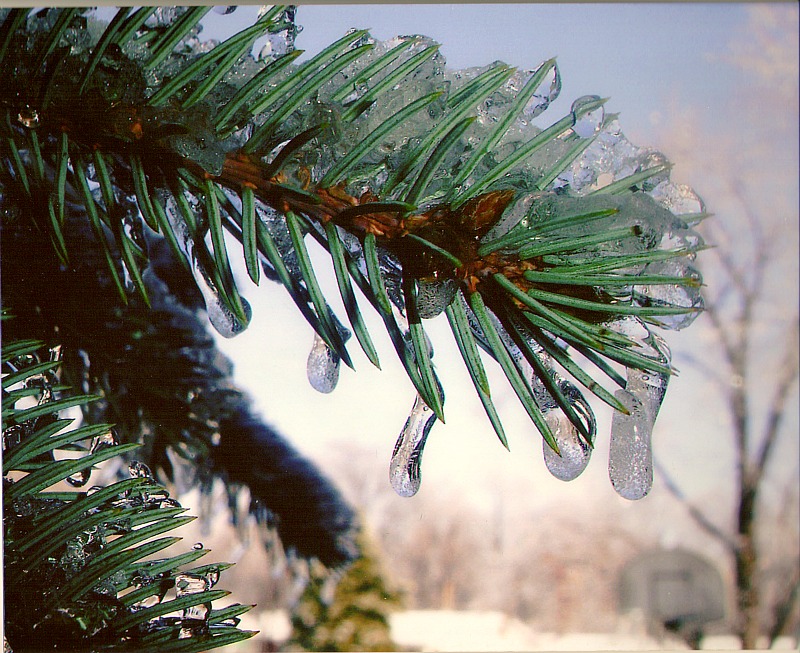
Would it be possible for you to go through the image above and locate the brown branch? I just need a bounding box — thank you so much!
[753,319,800,486]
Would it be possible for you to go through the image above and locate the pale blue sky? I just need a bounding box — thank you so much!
[203,3,748,144]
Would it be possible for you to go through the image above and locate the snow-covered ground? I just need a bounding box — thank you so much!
[389,610,678,652]
[236,608,798,652]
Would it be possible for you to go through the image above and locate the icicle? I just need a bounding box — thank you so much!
[543,411,592,481]
[306,332,341,393]
[542,378,595,481]
[389,393,437,497]
[609,388,653,500]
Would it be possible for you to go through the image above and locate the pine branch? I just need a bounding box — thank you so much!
[2,334,255,652]
[0,6,707,501]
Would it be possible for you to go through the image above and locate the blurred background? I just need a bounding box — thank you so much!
[186,4,799,650]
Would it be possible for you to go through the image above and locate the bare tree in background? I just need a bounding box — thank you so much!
[652,8,799,647]
[658,186,799,647]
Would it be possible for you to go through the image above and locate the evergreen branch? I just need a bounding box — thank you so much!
[404,115,476,207]
[497,302,593,444]
[1,6,707,505]
[340,40,440,122]
[2,336,254,652]
[445,299,509,449]
[590,162,672,196]
[325,221,382,368]
[214,49,303,133]
[386,62,514,195]
[143,6,212,71]
[469,290,557,452]
[403,274,445,421]
[32,7,79,73]
[320,90,443,188]
[286,211,353,367]
[78,7,131,96]
[453,57,557,189]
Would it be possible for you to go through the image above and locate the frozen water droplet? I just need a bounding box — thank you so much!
[415,278,459,319]
[204,289,252,338]
[90,429,118,454]
[213,6,237,15]
[192,542,204,550]
[609,389,653,500]
[306,332,340,393]
[390,393,437,497]
[66,469,91,488]
[133,594,162,610]
[176,572,211,596]
[571,95,605,138]
[524,60,561,120]
[17,106,39,129]
[129,461,154,480]
[543,411,592,481]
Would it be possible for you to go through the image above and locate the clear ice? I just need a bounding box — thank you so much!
[540,377,596,481]
[607,325,671,499]
[608,388,653,500]
[571,95,605,138]
[542,410,592,481]
[389,393,437,497]
[415,278,459,319]
[175,572,212,639]
[524,60,561,120]
[165,195,251,338]
[306,332,341,393]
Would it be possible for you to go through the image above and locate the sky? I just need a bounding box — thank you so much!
[202,4,799,528]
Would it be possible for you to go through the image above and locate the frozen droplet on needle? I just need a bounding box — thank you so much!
[571,95,605,138]
[390,393,437,497]
[543,411,592,481]
[306,332,340,393]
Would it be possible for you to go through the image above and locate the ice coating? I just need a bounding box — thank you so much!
[571,95,605,138]
[415,278,459,319]
[258,6,298,60]
[609,387,653,500]
[633,258,704,330]
[389,393,437,497]
[543,411,592,481]
[164,196,251,338]
[175,572,213,639]
[307,332,341,394]
[523,60,562,120]
[607,326,670,499]
[256,204,301,279]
